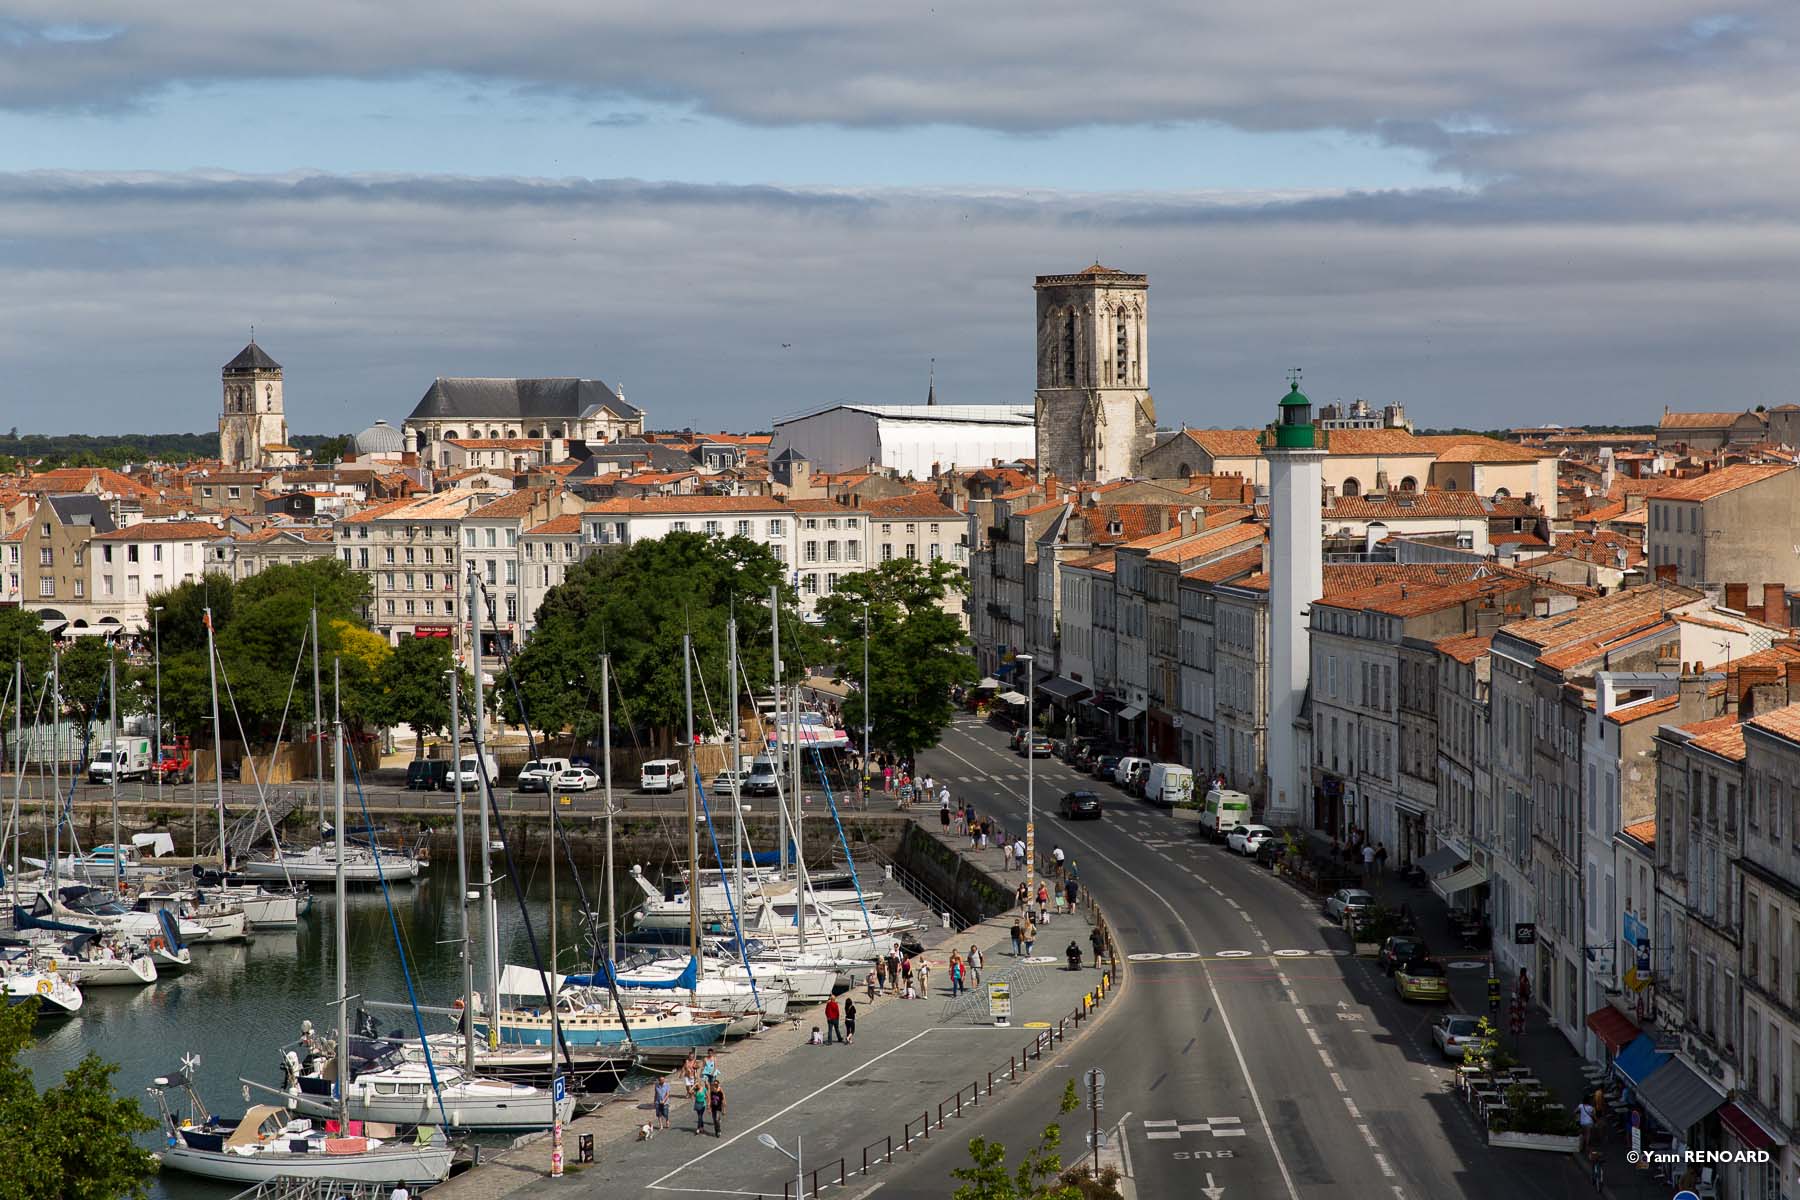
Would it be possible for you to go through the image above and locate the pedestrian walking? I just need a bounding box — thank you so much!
[701,1051,719,1089]
[978,820,989,850]
[1090,926,1104,966]
[692,1081,709,1134]
[824,995,844,1043]
[919,960,932,994]
[1013,838,1026,872]
[844,996,858,1043]
[874,956,887,991]
[954,802,967,835]
[1052,845,1066,877]
[1576,1099,1596,1152]
[653,1078,671,1130]
[1010,919,1024,957]
[1375,842,1389,876]
[680,1052,699,1097]
[709,1080,725,1136]
[940,799,951,830]
[1065,877,1078,908]
[900,956,914,993]
[866,970,878,1002]
[1036,882,1050,921]
[1361,842,1375,881]
[888,949,902,994]
[883,765,893,793]
[1016,881,1029,910]
[1003,840,1015,871]
[1023,919,1036,955]
[949,955,964,996]
[968,944,983,985]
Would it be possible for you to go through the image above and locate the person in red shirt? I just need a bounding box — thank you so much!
[824,995,844,1043]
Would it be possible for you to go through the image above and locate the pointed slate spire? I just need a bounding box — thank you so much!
[926,358,936,406]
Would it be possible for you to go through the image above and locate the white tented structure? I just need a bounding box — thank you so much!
[769,403,1035,479]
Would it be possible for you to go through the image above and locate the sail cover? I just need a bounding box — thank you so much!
[567,956,699,991]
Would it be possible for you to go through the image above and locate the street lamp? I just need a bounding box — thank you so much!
[1018,653,1034,906]
[151,606,165,808]
[757,1132,803,1199]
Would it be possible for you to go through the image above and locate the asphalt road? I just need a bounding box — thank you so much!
[871,716,1596,1200]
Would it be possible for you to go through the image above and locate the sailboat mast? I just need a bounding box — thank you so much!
[107,648,119,892]
[729,619,743,919]
[11,659,23,910]
[51,646,60,897]
[332,659,349,1130]
[792,677,808,955]
[450,662,475,1073]
[312,607,324,835]
[771,586,784,878]
[204,608,226,870]
[683,635,700,991]
[468,565,500,1045]
[602,654,615,970]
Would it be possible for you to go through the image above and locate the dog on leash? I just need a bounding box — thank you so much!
[637,1123,654,1142]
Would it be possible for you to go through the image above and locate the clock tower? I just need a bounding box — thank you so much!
[218,339,288,469]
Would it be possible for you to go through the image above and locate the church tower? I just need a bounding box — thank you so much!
[218,339,288,469]
[1033,265,1154,482]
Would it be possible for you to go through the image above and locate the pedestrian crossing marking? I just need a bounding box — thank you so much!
[1143,1117,1245,1140]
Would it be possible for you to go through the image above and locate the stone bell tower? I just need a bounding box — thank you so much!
[1032,264,1155,483]
[218,339,288,469]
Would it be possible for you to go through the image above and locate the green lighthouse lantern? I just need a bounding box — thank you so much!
[1275,378,1316,449]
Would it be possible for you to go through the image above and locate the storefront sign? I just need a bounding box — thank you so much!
[1513,923,1537,945]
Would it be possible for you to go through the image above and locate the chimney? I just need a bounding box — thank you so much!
[1765,584,1788,629]
[1787,661,1800,706]
[1726,582,1749,612]
[1474,605,1505,638]
[1655,563,1678,583]
[1045,477,1059,504]
[1679,670,1709,709]
[1178,507,1196,537]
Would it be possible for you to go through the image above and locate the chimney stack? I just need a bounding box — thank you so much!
[1765,584,1788,629]
[1655,563,1678,583]
[1475,605,1505,638]
[1787,661,1800,707]
[1726,582,1749,612]
[1179,507,1196,537]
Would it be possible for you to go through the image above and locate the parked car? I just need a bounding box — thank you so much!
[1394,959,1450,1003]
[1378,935,1431,975]
[1432,1013,1482,1060]
[1123,761,1150,796]
[1009,729,1030,753]
[444,753,500,790]
[405,759,451,791]
[1324,887,1374,924]
[89,737,154,784]
[1026,735,1055,758]
[554,767,601,792]
[712,769,749,797]
[640,758,685,793]
[516,757,573,792]
[1143,762,1195,808]
[1198,788,1251,841]
[1253,837,1286,869]
[744,757,780,796]
[1091,754,1121,780]
[1226,824,1274,855]
[1059,790,1103,820]
[1111,756,1148,787]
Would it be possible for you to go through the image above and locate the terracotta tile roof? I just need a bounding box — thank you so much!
[337,498,426,525]
[1181,546,1264,585]
[618,470,700,484]
[1202,505,1254,528]
[1493,532,1550,548]
[1318,572,1531,619]
[1435,633,1493,663]
[1748,705,1800,744]
[92,520,221,541]
[1536,617,1677,671]
[1427,439,1549,464]
[1606,693,1682,725]
[1654,463,1793,502]
[1121,527,1186,551]
[1065,550,1117,573]
[468,488,554,520]
[1326,428,1433,457]
[1146,522,1265,563]
[1658,411,1749,431]
[525,514,584,536]
[23,467,158,497]
[583,495,792,515]
[1609,508,1647,526]
[860,494,963,520]
[1011,499,1067,518]
[1575,500,1628,524]
[1680,715,1749,762]
[1325,491,1489,519]
[1497,583,1700,650]
[1622,818,1657,846]
[1173,428,1262,458]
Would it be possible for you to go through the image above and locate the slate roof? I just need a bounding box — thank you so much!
[45,494,117,533]
[223,342,281,373]
[410,378,640,422]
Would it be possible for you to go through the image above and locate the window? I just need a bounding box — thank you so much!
[881,544,893,562]
[768,519,784,537]
[358,548,369,569]
[804,541,818,563]
[826,517,839,530]
[804,518,819,531]
[423,599,434,616]
[423,546,435,564]
[126,576,138,596]
[404,600,415,616]
[37,577,52,597]
[847,540,861,561]
[505,528,517,548]
[485,528,497,548]
[384,572,395,590]
[930,543,942,561]
[825,572,838,593]
[505,560,517,585]
[37,546,52,567]
[736,520,752,537]
[227,486,241,499]
[404,573,415,591]
[465,529,476,548]
[802,573,818,595]
[385,599,396,615]
[404,547,416,565]
[671,521,688,533]
[485,560,497,585]
[505,596,517,623]
[905,543,917,560]
[825,541,839,562]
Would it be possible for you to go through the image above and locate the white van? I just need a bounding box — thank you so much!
[640,758,686,793]
[744,756,780,797]
[1198,787,1251,840]
[516,758,572,792]
[89,737,153,783]
[1111,756,1148,788]
[445,753,500,789]
[1144,763,1195,808]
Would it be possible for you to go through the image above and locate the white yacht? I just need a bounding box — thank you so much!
[239,842,421,885]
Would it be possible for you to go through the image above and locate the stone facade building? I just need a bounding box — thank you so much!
[1033,265,1155,483]
[218,342,295,470]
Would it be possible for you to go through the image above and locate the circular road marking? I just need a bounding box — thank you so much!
[1216,950,1253,958]
[1160,952,1202,960]
[1023,1021,1052,1029]
[1021,956,1060,965]
[1314,949,1351,957]
[1127,952,1166,962]
[1274,949,1312,957]
[1447,960,1488,971]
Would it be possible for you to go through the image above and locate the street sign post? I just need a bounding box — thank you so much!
[551,1074,565,1177]
[988,980,1012,1026]
[1085,1069,1106,1169]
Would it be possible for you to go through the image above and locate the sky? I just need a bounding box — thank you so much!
[2,3,1798,435]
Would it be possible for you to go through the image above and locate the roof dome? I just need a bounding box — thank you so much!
[353,420,406,455]
[1279,381,1311,407]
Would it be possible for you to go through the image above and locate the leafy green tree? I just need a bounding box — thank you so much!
[952,1079,1123,1200]
[0,608,54,762]
[54,639,142,746]
[372,636,465,755]
[310,434,351,464]
[815,557,976,761]
[0,999,158,1199]
[498,532,818,746]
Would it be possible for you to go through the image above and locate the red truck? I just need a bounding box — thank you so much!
[155,737,195,784]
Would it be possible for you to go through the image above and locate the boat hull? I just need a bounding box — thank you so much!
[156,1142,453,1186]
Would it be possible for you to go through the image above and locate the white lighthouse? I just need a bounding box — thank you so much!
[1261,376,1325,827]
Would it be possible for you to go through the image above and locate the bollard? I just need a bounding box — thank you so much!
[884,863,894,881]
[887,1135,893,1165]
[923,1110,931,1138]
[863,1146,868,1176]
[987,1070,993,1095]
[956,1090,963,1118]
[941,911,951,930]
[938,1101,945,1130]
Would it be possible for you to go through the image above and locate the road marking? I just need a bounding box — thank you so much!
[1330,1073,1347,1092]
[1343,1097,1361,1119]
[1305,1028,1321,1046]
[1294,1008,1309,1024]
[1359,1124,1378,1148]
[1318,1049,1334,1069]
[847,1184,887,1200]
[938,737,1301,1199]
[1375,1152,1396,1177]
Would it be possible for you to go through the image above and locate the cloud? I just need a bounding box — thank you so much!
[1,170,1796,435]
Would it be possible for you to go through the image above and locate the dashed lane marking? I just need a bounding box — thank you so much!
[1330,1073,1347,1092]
[1343,1097,1361,1119]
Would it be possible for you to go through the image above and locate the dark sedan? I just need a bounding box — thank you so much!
[1090,755,1121,780]
[1059,790,1103,820]
[1378,935,1431,975]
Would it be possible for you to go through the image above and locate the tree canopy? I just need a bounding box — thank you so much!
[0,1000,159,1199]
[815,556,976,761]
[496,532,819,745]
[951,1080,1122,1200]
[369,636,468,755]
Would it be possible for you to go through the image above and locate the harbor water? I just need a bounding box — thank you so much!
[22,858,646,1200]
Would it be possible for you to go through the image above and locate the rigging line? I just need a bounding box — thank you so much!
[601,644,684,864]
[686,637,762,999]
[209,623,308,873]
[345,746,452,1129]
[808,744,881,958]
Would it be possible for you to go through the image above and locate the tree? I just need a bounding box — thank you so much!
[497,533,819,746]
[54,639,142,747]
[951,1079,1122,1200]
[0,608,54,762]
[0,999,158,1199]
[815,557,977,761]
[372,636,463,755]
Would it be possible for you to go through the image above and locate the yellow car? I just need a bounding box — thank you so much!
[1394,959,1450,1003]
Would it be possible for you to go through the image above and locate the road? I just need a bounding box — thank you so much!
[869,716,1591,1200]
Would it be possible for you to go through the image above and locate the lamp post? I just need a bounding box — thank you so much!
[758,1132,803,1199]
[151,606,164,808]
[1018,653,1034,902]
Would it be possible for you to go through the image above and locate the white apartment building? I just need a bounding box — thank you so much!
[519,514,586,641]
[87,520,220,630]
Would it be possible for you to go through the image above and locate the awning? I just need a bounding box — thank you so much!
[1084,695,1126,715]
[1613,1033,1671,1085]
[1432,863,1489,896]
[996,691,1029,706]
[1636,1057,1726,1135]
[1719,1101,1784,1151]
[1117,705,1146,721]
[976,677,1002,690]
[1038,676,1091,703]
[1583,1005,1642,1054]
[1414,845,1465,877]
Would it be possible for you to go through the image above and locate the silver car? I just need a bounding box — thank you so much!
[1325,888,1374,924]
[1432,1013,1482,1060]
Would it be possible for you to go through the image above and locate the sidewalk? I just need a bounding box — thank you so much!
[1348,860,1663,1200]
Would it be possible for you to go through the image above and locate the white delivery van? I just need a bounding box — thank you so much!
[516,757,572,792]
[445,753,500,789]
[1198,788,1252,840]
[1111,756,1148,788]
[1144,763,1195,808]
[640,758,686,793]
[89,737,154,783]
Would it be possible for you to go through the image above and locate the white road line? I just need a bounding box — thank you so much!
[1358,1124,1378,1149]
[936,738,1304,1200]
[1330,1073,1347,1092]
[1294,1009,1309,1024]
[1343,1097,1361,1119]
[1226,899,1242,909]
[1317,1049,1334,1069]
[847,1185,887,1200]
[1305,1028,1322,1046]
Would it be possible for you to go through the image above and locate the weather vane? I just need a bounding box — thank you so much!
[1287,366,1303,388]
